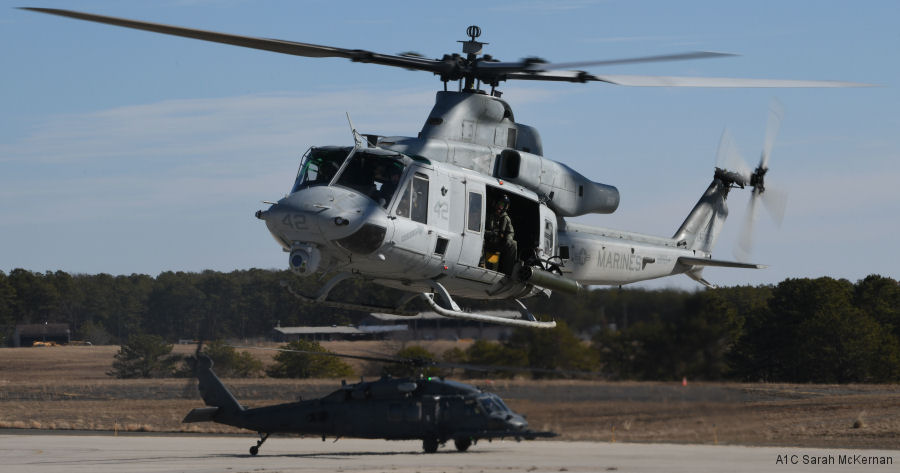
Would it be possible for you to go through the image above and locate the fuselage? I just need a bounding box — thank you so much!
[208,376,529,441]
[257,144,708,300]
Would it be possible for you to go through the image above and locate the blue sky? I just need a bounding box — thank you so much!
[1,0,898,290]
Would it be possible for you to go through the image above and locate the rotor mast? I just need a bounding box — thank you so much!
[458,25,488,93]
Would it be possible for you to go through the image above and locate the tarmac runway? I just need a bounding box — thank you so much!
[2,433,897,473]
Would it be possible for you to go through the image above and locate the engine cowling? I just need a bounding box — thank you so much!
[495,149,619,216]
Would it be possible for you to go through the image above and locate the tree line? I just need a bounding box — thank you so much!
[2,268,897,382]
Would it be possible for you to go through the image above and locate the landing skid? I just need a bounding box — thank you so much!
[283,273,556,329]
[423,281,556,329]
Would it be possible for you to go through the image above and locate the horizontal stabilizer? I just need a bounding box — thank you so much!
[678,256,767,269]
[182,406,219,423]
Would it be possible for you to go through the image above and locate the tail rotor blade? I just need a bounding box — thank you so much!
[715,128,751,179]
[730,100,787,261]
[761,185,788,226]
[760,99,784,169]
[735,191,759,260]
[183,316,211,398]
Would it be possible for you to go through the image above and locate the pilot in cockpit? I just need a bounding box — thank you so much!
[315,160,340,185]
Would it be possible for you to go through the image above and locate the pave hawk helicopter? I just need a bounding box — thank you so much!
[183,349,557,455]
[23,8,870,329]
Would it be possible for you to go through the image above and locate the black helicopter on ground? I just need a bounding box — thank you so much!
[183,351,556,455]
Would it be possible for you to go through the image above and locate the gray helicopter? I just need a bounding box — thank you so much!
[23,8,870,329]
[183,352,556,455]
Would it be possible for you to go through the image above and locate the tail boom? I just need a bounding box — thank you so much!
[555,170,764,287]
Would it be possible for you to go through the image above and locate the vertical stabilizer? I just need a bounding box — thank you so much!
[672,176,731,253]
[195,356,244,413]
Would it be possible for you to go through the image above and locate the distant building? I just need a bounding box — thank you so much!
[13,323,71,347]
[272,325,379,342]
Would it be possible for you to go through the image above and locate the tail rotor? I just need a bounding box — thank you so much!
[715,100,789,261]
[182,315,212,399]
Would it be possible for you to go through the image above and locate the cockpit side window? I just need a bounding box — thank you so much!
[393,172,429,224]
[478,397,494,413]
[395,183,411,218]
[411,174,429,223]
[478,394,510,413]
[492,395,510,412]
[291,147,349,194]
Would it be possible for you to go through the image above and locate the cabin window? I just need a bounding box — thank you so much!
[467,192,483,232]
[543,219,554,254]
[388,403,422,421]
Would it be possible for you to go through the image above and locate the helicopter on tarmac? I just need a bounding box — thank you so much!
[23,8,870,329]
[183,349,556,455]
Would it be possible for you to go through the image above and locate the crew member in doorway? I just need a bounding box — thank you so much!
[485,194,517,275]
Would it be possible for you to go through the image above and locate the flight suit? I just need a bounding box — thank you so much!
[485,210,517,275]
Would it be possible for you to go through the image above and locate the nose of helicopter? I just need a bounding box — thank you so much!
[487,411,528,432]
[505,412,528,431]
[256,186,387,251]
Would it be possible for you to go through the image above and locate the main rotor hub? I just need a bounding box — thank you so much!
[459,25,486,57]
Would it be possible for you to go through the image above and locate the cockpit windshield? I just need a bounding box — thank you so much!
[334,151,407,208]
[291,146,351,194]
[478,394,510,413]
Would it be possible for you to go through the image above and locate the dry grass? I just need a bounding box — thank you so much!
[0,341,468,382]
[1,345,900,449]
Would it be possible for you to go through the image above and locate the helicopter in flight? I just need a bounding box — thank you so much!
[183,350,556,455]
[23,8,870,329]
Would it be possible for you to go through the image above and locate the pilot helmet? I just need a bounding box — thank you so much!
[496,194,510,212]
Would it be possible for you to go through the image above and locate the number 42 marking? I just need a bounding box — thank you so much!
[282,214,306,229]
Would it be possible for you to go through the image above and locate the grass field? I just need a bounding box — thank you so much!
[1,344,899,448]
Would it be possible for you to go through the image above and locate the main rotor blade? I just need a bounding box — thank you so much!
[505,71,873,87]
[477,51,736,75]
[505,70,598,83]
[589,75,874,88]
[230,345,401,365]
[20,8,448,74]
[538,51,736,71]
[232,345,605,378]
